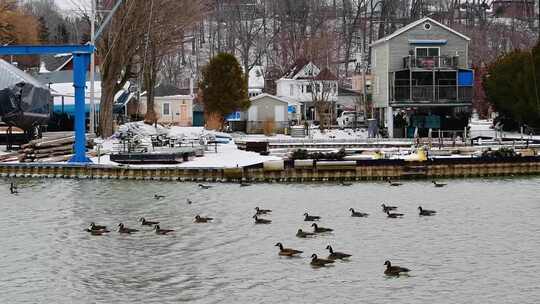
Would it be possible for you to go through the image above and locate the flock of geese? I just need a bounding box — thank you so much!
[265,200,437,275]
[10,179,446,276]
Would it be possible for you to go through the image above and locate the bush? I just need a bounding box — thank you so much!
[263,119,275,136]
[481,147,518,159]
[291,148,346,160]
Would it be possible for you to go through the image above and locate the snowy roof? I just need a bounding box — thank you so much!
[40,54,72,72]
[249,93,289,104]
[371,17,470,47]
[50,81,101,105]
[0,59,47,90]
[35,70,102,85]
[282,58,310,79]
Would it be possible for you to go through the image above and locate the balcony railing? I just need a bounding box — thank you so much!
[393,85,473,104]
[403,56,459,69]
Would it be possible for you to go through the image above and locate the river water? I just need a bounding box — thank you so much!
[1,177,539,303]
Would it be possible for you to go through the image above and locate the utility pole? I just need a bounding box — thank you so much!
[89,0,96,135]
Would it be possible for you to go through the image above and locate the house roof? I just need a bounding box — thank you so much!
[250,93,289,104]
[282,58,310,79]
[0,59,47,90]
[35,70,102,85]
[154,83,188,97]
[371,17,471,47]
[40,54,72,72]
[315,68,338,81]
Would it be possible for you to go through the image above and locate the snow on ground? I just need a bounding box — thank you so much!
[235,127,369,142]
[90,141,279,168]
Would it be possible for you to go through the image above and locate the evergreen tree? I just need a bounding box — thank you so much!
[483,42,540,129]
[200,53,249,125]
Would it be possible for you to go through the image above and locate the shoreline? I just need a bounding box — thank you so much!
[2,157,539,182]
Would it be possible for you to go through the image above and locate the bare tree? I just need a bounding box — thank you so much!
[140,0,203,124]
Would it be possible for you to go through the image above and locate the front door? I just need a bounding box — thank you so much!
[179,104,188,125]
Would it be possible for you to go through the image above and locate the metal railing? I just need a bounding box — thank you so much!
[393,85,473,103]
[403,56,459,69]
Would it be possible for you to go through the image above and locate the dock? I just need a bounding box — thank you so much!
[1,156,539,182]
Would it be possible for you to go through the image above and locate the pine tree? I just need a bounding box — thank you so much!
[483,42,540,129]
[200,53,249,126]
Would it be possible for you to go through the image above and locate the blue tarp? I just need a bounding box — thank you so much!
[53,104,100,114]
[226,111,241,121]
[288,105,296,113]
[458,70,474,86]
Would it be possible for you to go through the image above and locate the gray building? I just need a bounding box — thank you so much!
[246,93,289,134]
[371,17,474,138]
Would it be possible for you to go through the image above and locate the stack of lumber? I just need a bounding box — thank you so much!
[0,152,19,163]
[17,134,95,163]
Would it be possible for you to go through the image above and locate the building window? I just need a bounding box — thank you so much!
[162,103,170,115]
[289,84,294,96]
[306,84,313,93]
[373,76,379,95]
[416,47,439,58]
[423,22,432,30]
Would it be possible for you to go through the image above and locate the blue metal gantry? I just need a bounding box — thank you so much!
[0,45,94,163]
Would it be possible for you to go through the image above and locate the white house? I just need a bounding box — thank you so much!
[275,59,338,122]
[246,93,289,134]
[248,65,265,98]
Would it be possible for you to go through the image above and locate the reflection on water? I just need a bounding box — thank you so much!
[1,177,539,303]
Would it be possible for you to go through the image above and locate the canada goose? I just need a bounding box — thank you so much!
[9,182,18,194]
[153,225,174,235]
[88,222,107,231]
[384,260,410,276]
[296,229,315,238]
[326,245,352,260]
[194,215,213,223]
[310,254,335,267]
[311,223,333,233]
[255,207,272,215]
[87,229,109,235]
[240,182,252,187]
[198,184,212,189]
[432,180,446,187]
[139,217,160,226]
[381,204,398,212]
[275,242,303,256]
[349,208,369,217]
[154,194,165,200]
[117,223,139,234]
[253,215,271,224]
[386,211,404,218]
[186,199,193,204]
[387,179,402,186]
[304,213,321,221]
[418,206,437,216]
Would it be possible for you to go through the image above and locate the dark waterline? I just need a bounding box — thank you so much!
[1,177,539,303]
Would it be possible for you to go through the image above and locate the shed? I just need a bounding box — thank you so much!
[246,93,289,134]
